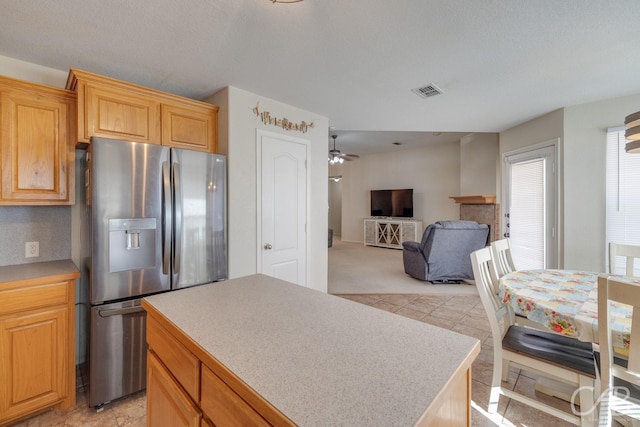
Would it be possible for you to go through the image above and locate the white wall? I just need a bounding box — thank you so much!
[563,93,640,271]
[0,55,67,87]
[500,109,564,153]
[206,86,330,293]
[460,133,499,198]
[500,96,640,272]
[339,141,460,243]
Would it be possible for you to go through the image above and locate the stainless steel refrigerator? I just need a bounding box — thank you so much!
[83,137,227,408]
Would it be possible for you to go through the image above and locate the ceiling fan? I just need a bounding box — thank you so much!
[328,135,359,164]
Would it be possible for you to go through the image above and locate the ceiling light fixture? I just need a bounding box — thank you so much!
[269,0,303,3]
[329,135,344,165]
[625,111,640,153]
[327,135,360,165]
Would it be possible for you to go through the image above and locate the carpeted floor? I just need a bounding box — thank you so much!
[328,236,479,295]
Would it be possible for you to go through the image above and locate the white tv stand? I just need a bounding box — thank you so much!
[364,218,423,249]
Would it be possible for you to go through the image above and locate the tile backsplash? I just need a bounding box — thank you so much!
[0,206,71,266]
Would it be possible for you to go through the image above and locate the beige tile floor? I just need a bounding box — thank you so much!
[12,293,585,427]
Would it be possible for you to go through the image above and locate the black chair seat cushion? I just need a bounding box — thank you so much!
[503,325,595,377]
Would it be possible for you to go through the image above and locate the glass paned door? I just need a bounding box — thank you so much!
[503,143,557,269]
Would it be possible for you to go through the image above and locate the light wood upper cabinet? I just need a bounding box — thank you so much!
[83,83,161,144]
[162,102,216,152]
[0,76,76,205]
[0,261,79,426]
[67,69,218,153]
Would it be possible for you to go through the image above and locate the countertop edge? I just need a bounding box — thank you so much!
[0,260,80,285]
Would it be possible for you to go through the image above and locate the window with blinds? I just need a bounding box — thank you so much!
[606,127,640,275]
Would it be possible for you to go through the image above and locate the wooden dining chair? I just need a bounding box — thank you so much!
[471,247,598,426]
[489,238,547,330]
[609,242,640,277]
[490,238,516,278]
[597,274,640,425]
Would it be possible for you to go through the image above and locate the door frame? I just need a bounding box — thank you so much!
[255,129,310,285]
[501,138,561,269]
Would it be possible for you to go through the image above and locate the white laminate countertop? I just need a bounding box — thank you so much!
[0,259,80,284]
[143,274,480,426]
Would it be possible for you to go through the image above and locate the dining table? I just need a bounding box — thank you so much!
[498,269,640,350]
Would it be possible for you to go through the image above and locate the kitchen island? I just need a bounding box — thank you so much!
[142,274,480,426]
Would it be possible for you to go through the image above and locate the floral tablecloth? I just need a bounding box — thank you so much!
[499,269,639,349]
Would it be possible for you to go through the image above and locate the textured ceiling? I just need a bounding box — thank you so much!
[1,0,640,155]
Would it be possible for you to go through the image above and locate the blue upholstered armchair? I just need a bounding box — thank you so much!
[402,220,490,283]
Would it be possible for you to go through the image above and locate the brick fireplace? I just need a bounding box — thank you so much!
[449,195,500,242]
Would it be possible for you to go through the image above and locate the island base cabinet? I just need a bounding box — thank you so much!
[421,366,471,427]
[201,365,270,427]
[0,307,69,425]
[142,275,480,427]
[147,351,201,427]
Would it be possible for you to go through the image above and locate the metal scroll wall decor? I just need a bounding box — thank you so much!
[252,102,315,133]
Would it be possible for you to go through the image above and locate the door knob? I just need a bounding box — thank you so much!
[264,243,273,250]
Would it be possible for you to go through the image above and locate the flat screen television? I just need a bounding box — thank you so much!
[370,189,413,218]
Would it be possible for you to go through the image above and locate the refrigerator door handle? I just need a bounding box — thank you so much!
[98,306,145,317]
[172,161,182,274]
[162,161,172,275]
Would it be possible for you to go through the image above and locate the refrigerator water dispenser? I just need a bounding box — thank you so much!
[109,218,157,272]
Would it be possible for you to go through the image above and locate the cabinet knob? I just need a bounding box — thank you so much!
[264,243,273,250]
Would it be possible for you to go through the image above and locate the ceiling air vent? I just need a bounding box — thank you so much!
[411,84,443,99]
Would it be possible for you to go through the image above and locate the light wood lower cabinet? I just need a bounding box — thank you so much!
[201,365,269,427]
[0,263,78,426]
[147,352,201,427]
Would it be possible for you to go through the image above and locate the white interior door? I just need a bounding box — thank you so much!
[503,141,558,269]
[257,130,308,286]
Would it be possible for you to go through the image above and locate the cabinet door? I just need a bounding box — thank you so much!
[402,221,422,243]
[0,307,67,422]
[0,90,74,204]
[147,351,201,427]
[200,365,269,427]
[161,102,217,152]
[377,221,401,248]
[82,83,161,144]
[364,220,376,245]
